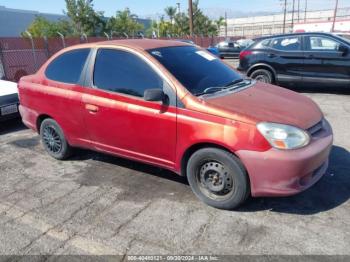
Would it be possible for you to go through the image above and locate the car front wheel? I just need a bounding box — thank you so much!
[186,148,250,210]
[40,118,72,160]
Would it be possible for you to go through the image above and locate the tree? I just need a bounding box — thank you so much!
[64,0,105,36]
[107,8,144,37]
[214,16,226,34]
[22,16,73,37]
[164,6,177,35]
[164,6,177,24]
[174,12,190,36]
[192,0,215,36]
[151,0,221,37]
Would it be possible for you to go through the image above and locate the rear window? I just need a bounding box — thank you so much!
[148,46,242,96]
[45,49,90,84]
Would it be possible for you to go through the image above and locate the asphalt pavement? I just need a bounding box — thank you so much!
[0,84,349,257]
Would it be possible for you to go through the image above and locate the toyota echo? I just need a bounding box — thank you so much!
[18,39,333,209]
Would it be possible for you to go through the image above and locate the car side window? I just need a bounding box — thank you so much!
[45,49,90,84]
[93,49,163,98]
[271,37,301,51]
[308,36,340,51]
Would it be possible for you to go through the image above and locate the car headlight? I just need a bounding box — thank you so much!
[257,122,310,150]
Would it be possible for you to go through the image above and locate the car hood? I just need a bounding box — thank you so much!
[203,81,323,130]
[0,80,18,96]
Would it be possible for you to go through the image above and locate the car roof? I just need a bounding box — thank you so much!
[66,39,189,51]
[253,32,339,41]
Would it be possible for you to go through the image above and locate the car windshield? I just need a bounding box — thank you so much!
[148,46,243,96]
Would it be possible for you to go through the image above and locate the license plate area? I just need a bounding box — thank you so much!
[1,104,18,116]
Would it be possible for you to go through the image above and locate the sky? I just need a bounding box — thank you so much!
[0,0,347,18]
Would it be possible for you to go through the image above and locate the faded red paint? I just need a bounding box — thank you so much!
[18,40,333,197]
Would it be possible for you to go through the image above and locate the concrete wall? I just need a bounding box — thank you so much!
[220,7,350,38]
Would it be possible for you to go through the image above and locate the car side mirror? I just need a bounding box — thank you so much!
[338,44,349,56]
[144,89,165,102]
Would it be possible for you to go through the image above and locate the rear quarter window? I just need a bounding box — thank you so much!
[253,39,272,49]
[45,48,90,84]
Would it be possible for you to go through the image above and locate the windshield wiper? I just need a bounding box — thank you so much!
[195,78,251,96]
[196,86,228,96]
[224,78,245,87]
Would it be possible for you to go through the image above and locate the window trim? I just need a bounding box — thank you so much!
[45,48,91,85]
[305,35,343,52]
[85,46,178,105]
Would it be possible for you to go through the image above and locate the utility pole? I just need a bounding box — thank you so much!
[283,0,287,34]
[225,12,228,38]
[291,0,295,32]
[188,0,194,36]
[331,0,339,32]
[304,0,308,23]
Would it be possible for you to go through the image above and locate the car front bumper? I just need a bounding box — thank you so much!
[236,120,333,197]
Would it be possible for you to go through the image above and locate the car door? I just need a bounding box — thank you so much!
[82,48,177,169]
[40,48,91,146]
[302,35,350,88]
[268,35,304,86]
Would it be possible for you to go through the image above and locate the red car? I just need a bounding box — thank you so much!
[18,40,333,209]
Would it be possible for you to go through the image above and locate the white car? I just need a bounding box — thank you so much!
[0,80,19,121]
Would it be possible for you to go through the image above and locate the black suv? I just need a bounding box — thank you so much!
[238,32,350,89]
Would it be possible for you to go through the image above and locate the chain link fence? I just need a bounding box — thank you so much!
[0,36,228,82]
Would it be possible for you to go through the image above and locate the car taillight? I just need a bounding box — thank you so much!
[239,50,252,60]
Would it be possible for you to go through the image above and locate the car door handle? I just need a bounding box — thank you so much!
[268,53,276,58]
[85,104,99,113]
[306,54,315,59]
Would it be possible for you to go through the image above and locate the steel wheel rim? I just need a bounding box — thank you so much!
[197,161,234,200]
[255,75,269,83]
[42,125,62,154]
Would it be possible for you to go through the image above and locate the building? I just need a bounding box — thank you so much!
[220,7,350,38]
[0,6,66,37]
[0,6,151,37]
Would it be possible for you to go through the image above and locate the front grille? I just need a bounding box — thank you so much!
[307,120,324,137]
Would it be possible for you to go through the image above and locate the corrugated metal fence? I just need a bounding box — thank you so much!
[0,36,229,82]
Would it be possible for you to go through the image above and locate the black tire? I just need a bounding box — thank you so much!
[40,118,72,160]
[186,148,250,210]
[250,69,274,84]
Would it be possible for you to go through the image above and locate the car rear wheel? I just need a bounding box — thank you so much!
[40,118,72,160]
[250,69,273,84]
[186,148,250,210]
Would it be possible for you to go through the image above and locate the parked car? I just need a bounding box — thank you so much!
[18,40,333,210]
[216,40,242,58]
[0,79,19,121]
[206,45,220,57]
[238,32,350,88]
[236,39,255,49]
[176,39,220,57]
[334,32,350,41]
